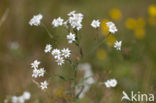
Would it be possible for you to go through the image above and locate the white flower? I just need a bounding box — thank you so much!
[52,17,64,27]
[91,20,100,28]
[38,68,45,77]
[104,80,111,88]
[41,80,48,90]
[18,96,25,103]
[106,22,115,27]
[109,79,117,87]
[29,14,43,26]
[31,60,40,69]
[11,96,25,103]
[22,91,31,100]
[51,49,61,59]
[11,96,18,103]
[32,69,39,78]
[61,48,71,58]
[68,11,83,30]
[106,21,118,34]
[44,44,52,53]
[66,32,76,43]
[56,57,64,66]
[105,79,118,88]
[114,40,122,51]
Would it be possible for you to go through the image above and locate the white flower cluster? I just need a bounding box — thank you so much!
[31,60,45,78]
[29,14,43,26]
[68,10,83,31]
[51,48,71,65]
[11,91,31,103]
[30,60,48,90]
[76,63,95,99]
[51,10,83,31]
[114,40,122,51]
[105,79,118,88]
[44,44,71,66]
[91,19,100,28]
[52,17,64,27]
[106,21,118,34]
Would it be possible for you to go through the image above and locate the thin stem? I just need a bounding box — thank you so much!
[73,29,83,59]
[86,33,111,57]
[66,59,79,98]
[41,23,53,39]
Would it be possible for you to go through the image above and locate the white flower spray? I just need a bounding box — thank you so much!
[30,60,47,90]
[29,10,123,102]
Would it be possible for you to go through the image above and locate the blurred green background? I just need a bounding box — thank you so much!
[0,0,156,103]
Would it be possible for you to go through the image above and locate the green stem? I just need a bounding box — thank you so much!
[73,29,83,59]
[41,23,53,39]
[86,33,111,57]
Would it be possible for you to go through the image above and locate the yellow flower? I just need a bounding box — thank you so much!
[126,17,146,39]
[134,28,145,39]
[125,18,137,30]
[148,16,156,26]
[106,34,116,47]
[101,19,109,36]
[96,49,107,60]
[148,5,156,17]
[135,18,146,29]
[109,8,122,20]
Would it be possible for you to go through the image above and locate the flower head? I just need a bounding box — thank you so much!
[51,49,61,59]
[29,14,43,26]
[68,11,83,30]
[109,8,122,20]
[114,40,122,50]
[31,60,40,69]
[22,91,31,100]
[44,44,52,53]
[56,57,64,66]
[52,17,64,27]
[66,32,76,43]
[32,69,39,78]
[12,96,25,103]
[109,79,117,87]
[91,20,100,28]
[105,80,111,88]
[41,80,48,90]
[11,96,18,103]
[105,79,117,88]
[61,48,71,58]
[17,96,25,103]
[148,5,156,17]
[106,22,118,34]
[38,68,46,77]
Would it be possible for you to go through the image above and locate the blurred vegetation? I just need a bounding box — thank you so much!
[0,0,156,103]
